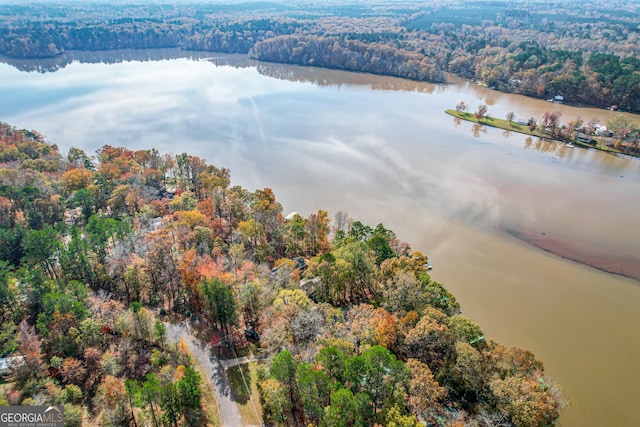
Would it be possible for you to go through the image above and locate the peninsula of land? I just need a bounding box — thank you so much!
[445,108,639,158]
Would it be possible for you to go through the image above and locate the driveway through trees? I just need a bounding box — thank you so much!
[165,322,244,427]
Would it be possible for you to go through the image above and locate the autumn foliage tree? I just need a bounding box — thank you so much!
[475,104,489,123]
[61,168,94,193]
[11,319,46,386]
[491,373,565,427]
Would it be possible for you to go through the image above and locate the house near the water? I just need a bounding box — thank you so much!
[594,124,614,137]
[284,212,299,221]
[516,117,535,126]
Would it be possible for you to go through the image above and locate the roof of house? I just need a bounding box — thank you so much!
[284,212,299,220]
[0,356,24,372]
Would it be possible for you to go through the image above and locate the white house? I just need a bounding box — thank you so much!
[594,124,613,137]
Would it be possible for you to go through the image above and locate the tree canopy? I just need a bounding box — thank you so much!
[0,121,565,426]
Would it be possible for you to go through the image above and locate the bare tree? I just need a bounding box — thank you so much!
[475,104,488,123]
[333,210,351,235]
[456,101,469,112]
[506,111,515,124]
[541,111,562,134]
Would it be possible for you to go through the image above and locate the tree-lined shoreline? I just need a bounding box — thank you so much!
[1,0,639,112]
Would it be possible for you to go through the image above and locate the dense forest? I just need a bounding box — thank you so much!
[1,0,639,111]
[0,120,566,426]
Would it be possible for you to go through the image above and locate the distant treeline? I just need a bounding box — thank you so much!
[0,19,301,58]
[1,1,639,111]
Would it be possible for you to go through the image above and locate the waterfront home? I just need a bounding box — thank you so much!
[284,211,299,220]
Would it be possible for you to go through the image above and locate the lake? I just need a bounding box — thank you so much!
[1,49,639,426]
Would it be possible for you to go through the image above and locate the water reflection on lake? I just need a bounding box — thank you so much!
[1,50,640,427]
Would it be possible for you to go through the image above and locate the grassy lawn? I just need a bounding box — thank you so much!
[226,361,264,426]
[445,109,626,155]
[201,374,223,427]
[446,109,539,135]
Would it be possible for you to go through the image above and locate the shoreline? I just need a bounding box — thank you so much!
[444,109,638,159]
[505,227,640,283]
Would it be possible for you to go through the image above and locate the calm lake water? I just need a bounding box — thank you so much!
[1,50,639,426]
